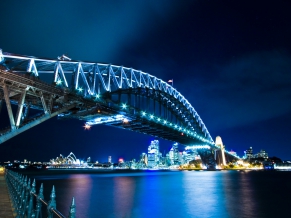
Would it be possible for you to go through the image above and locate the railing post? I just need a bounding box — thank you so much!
[27,179,36,217]
[47,186,56,218]
[22,178,31,217]
[68,197,76,218]
[35,183,43,218]
[19,176,27,217]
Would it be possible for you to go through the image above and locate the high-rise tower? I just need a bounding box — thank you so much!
[148,140,160,168]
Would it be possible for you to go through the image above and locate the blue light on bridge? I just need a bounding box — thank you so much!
[56,79,62,85]
[138,110,214,144]
[121,104,127,109]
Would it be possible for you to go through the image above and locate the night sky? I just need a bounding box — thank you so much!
[0,0,291,162]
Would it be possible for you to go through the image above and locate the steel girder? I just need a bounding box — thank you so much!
[0,70,90,143]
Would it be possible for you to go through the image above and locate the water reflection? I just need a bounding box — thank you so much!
[28,170,291,218]
[222,171,257,218]
[182,171,229,218]
[113,177,136,217]
[65,174,93,216]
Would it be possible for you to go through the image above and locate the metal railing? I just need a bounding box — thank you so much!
[5,169,76,218]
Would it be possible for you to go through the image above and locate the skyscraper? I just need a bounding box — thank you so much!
[169,143,180,165]
[148,140,161,168]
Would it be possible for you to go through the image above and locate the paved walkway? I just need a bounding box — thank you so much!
[0,171,15,218]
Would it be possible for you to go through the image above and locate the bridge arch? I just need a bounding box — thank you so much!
[0,52,214,146]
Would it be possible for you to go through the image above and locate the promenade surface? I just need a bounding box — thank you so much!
[0,170,15,218]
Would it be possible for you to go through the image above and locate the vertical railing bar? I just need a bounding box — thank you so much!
[5,170,68,218]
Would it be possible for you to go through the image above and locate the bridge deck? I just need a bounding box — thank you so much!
[0,171,15,218]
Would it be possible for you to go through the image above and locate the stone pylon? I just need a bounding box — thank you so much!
[215,136,226,166]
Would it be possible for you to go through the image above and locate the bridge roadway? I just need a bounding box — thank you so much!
[0,51,239,168]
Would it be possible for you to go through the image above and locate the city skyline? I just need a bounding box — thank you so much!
[0,1,291,161]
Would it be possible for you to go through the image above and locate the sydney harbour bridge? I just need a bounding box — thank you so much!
[0,50,238,169]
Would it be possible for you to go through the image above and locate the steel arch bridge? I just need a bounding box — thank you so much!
[0,50,238,168]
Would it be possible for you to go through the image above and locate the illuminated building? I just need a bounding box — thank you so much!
[254,149,268,159]
[108,156,112,163]
[169,143,180,165]
[147,140,161,168]
[182,148,200,164]
[244,147,253,159]
[140,153,148,166]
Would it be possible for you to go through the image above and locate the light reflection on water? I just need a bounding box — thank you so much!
[182,171,229,218]
[113,177,135,217]
[30,170,291,218]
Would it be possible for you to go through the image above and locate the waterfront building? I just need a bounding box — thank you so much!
[147,140,161,168]
[169,143,180,165]
[254,149,268,159]
[244,147,253,159]
[108,156,112,163]
[182,148,200,164]
[140,153,148,166]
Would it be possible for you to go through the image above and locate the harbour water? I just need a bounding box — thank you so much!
[19,169,291,218]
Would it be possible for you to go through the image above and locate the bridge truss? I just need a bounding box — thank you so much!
[0,50,238,168]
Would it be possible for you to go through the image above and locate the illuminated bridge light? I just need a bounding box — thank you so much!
[141,111,146,116]
[95,94,100,99]
[83,123,91,130]
[174,125,178,128]
[150,115,154,119]
[56,79,62,85]
[157,118,161,121]
[121,103,127,109]
[179,127,182,130]
[78,87,83,92]
[163,120,167,124]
